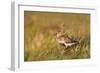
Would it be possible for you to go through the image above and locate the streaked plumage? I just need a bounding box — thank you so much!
[55,32,78,48]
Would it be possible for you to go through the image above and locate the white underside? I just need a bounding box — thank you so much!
[57,40,76,48]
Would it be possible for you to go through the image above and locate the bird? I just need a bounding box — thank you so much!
[55,31,79,49]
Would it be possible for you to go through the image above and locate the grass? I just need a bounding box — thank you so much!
[24,11,90,61]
